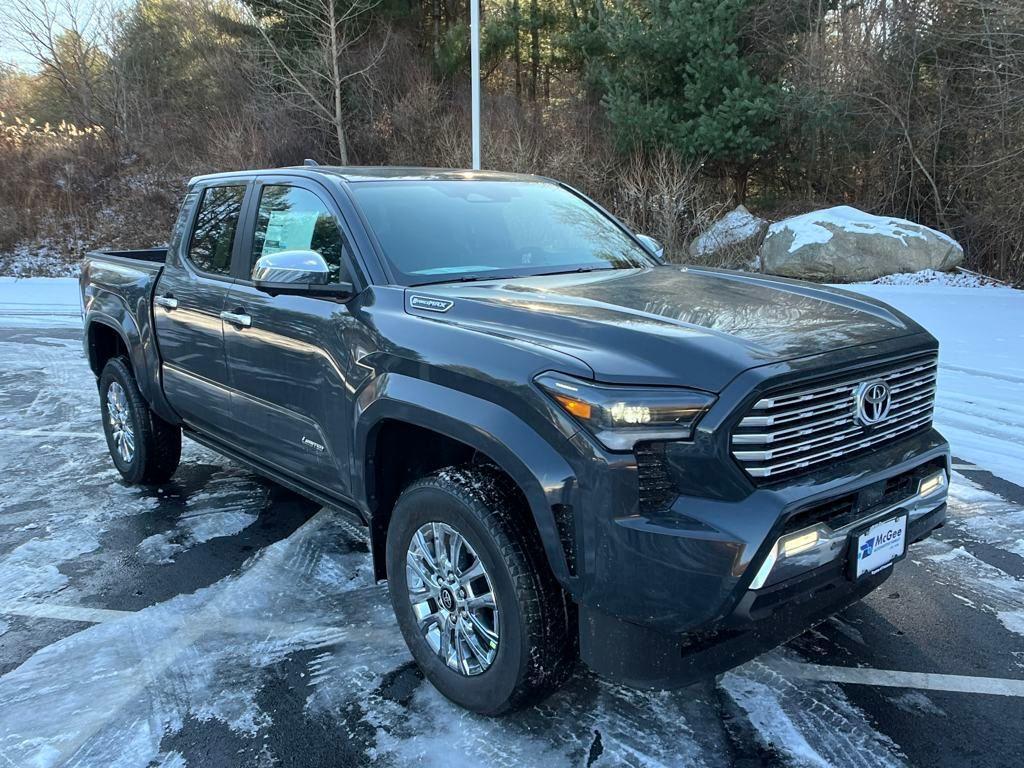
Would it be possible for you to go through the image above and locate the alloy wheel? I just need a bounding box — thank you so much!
[106,381,135,463]
[406,521,499,675]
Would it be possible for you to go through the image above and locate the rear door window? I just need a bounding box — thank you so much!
[187,185,246,276]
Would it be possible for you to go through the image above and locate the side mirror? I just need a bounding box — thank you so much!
[251,250,353,298]
[636,234,666,264]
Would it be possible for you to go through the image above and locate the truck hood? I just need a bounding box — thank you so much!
[405,266,926,391]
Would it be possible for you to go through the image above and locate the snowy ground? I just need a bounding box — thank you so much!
[0,274,1023,767]
[841,276,1024,487]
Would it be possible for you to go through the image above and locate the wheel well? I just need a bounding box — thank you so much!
[87,322,129,377]
[366,420,528,581]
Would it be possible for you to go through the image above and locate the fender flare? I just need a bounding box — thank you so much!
[355,372,579,587]
[83,297,178,423]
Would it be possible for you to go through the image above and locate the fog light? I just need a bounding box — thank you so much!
[918,470,947,498]
[780,529,820,557]
[749,526,825,590]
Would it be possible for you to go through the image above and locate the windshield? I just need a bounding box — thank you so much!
[349,179,653,285]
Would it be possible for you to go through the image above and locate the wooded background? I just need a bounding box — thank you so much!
[1,0,1021,282]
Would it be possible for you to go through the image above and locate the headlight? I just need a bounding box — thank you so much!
[535,372,716,450]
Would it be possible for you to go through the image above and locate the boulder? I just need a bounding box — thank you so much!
[761,206,963,282]
[688,205,768,266]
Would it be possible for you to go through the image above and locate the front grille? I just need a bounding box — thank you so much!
[732,355,937,480]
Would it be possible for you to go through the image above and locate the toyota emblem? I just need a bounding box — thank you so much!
[854,380,892,426]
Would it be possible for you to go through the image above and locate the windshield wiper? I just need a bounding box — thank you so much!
[541,265,618,276]
[418,273,529,286]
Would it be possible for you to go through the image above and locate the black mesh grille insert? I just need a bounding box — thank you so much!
[635,442,677,514]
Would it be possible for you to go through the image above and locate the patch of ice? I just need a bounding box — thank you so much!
[137,507,261,565]
[769,206,959,254]
[997,611,1024,636]
[0,510,391,768]
[888,690,946,717]
[721,656,905,768]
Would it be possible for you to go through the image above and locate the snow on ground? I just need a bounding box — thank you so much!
[866,268,1004,288]
[841,275,1024,487]
[0,240,85,279]
[0,277,81,328]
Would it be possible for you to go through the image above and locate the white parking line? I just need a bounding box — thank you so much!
[0,602,132,624]
[778,660,1024,698]
[4,429,103,439]
[951,463,977,471]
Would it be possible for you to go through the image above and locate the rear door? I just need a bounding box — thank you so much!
[154,181,250,440]
[222,175,363,495]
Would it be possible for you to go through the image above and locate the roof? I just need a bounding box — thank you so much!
[189,166,547,186]
[308,166,544,183]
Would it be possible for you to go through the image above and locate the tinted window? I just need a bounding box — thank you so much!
[188,185,245,276]
[253,185,347,283]
[349,180,652,285]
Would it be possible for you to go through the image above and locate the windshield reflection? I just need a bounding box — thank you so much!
[349,180,653,285]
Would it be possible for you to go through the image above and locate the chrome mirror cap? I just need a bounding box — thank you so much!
[252,250,330,285]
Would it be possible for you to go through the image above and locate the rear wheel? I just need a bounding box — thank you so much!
[99,357,181,484]
[386,465,576,714]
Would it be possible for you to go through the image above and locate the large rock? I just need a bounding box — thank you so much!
[761,206,963,282]
[688,205,768,265]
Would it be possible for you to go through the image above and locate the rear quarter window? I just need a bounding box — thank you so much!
[187,185,246,276]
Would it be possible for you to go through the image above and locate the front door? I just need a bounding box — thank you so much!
[222,178,362,496]
[154,182,247,440]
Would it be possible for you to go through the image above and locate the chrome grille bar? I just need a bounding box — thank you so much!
[732,355,937,479]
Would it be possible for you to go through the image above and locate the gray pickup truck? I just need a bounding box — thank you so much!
[80,166,950,714]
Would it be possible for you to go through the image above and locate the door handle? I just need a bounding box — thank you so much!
[220,310,252,328]
[155,295,178,310]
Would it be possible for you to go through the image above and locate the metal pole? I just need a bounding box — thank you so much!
[470,0,481,169]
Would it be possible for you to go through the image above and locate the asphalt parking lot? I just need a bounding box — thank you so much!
[2,324,1023,767]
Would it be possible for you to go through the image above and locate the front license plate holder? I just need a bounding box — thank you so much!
[848,512,908,580]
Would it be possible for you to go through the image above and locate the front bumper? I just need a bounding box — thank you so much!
[580,501,946,689]
[573,428,950,688]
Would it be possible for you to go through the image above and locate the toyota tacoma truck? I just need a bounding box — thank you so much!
[80,166,950,714]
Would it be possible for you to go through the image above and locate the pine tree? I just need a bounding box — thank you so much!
[593,0,780,201]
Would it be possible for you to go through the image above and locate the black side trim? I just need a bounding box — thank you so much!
[551,503,577,576]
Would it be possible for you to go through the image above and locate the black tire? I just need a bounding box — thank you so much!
[386,464,576,715]
[98,357,181,484]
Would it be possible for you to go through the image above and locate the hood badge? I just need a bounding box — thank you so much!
[410,295,454,313]
[854,380,892,426]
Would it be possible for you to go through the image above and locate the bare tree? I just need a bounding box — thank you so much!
[0,0,109,126]
[248,0,390,164]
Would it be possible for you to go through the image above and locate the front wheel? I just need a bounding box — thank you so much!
[386,465,576,714]
[99,357,181,484]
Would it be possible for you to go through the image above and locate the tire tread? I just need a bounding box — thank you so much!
[399,464,576,712]
[99,357,181,484]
